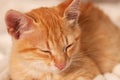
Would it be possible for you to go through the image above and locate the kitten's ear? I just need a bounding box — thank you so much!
[5,10,34,39]
[64,0,81,26]
[57,0,73,16]
[57,0,81,26]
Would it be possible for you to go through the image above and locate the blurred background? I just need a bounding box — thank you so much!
[0,0,120,72]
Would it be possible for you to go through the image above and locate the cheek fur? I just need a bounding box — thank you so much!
[19,50,51,61]
[25,56,60,73]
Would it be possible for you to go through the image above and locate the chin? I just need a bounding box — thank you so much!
[47,66,61,73]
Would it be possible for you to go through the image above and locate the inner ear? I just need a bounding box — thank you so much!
[5,10,34,39]
[64,0,81,25]
[57,0,81,26]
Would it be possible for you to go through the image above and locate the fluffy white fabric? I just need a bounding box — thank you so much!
[94,64,120,80]
[0,0,120,80]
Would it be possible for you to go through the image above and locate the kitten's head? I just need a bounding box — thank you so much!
[5,0,81,73]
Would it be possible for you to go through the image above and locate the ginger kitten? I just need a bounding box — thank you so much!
[5,0,120,80]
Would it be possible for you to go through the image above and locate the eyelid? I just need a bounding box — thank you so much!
[39,49,51,54]
[66,43,73,48]
[64,43,73,52]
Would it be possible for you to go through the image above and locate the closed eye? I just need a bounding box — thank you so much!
[40,49,51,54]
[19,48,51,54]
[64,43,73,52]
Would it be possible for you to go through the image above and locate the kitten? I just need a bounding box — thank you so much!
[5,0,120,80]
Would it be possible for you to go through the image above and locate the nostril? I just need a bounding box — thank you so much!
[55,63,66,70]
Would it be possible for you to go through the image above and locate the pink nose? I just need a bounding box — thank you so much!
[55,63,66,70]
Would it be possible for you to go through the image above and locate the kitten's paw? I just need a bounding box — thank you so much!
[104,73,120,80]
[93,74,105,80]
[113,64,120,77]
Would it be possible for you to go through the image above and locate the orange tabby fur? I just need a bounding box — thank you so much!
[5,0,120,80]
